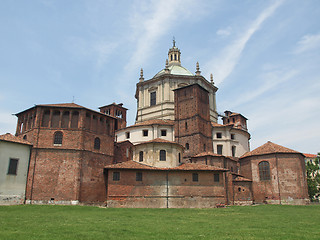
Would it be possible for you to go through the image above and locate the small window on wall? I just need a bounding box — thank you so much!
[53,131,63,145]
[192,173,198,182]
[185,143,189,150]
[113,172,120,181]
[231,134,235,140]
[150,92,156,106]
[216,132,222,138]
[143,130,148,137]
[259,161,271,181]
[217,145,223,155]
[94,137,100,150]
[161,130,167,136]
[232,146,236,157]
[126,132,130,139]
[136,172,142,181]
[139,151,143,162]
[178,153,181,163]
[160,150,166,161]
[214,173,220,182]
[7,158,19,175]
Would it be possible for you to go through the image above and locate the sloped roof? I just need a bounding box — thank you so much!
[192,152,224,158]
[105,161,228,171]
[240,141,301,159]
[15,103,117,119]
[303,153,318,158]
[105,161,158,170]
[233,176,252,182]
[154,64,194,78]
[211,122,224,127]
[0,133,32,145]
[135,138,184,148]
[134,119,174,126]
[37,103,84,108]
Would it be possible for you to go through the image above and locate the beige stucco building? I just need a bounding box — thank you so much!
[135,41,218,123]
[0,133,32,205]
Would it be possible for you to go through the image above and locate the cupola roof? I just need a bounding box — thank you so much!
[153,40,194,78]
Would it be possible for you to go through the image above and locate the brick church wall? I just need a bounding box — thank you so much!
[174,84,213,159]
[241,153,309,204]
[106,169,227,208]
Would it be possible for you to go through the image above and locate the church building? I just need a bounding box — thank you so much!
[1,41,309,207]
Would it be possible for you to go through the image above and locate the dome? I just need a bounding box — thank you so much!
[154,64,194,78]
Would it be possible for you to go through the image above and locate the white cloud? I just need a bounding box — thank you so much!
[228,68,297,109]
[204,0,284,85]
[216,26,232,37]
[93,41,118,69]
[294,33,320,54]
[125,0,200,73]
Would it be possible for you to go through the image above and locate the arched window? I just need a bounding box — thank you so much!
[259,161,271,181]
[139,151,143,162]
[94,137,100,150]
[185,143,189,150]
[160,150,166,161]
[51,110,60,128]
[23,135,27,140]
[53,131,63,145]
[42,110,50,127]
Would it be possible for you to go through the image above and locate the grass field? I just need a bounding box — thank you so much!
[0,205,320,240]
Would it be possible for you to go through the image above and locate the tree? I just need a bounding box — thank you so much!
[306,153,320,201]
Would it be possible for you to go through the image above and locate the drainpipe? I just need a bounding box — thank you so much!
[166,170,169,208]
[275,153,281,205]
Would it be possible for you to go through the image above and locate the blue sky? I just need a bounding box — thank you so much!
[0,0,319,154]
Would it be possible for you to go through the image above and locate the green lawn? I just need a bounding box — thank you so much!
[0,205,319,240]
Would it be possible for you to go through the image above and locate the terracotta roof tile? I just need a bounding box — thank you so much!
[105,161,158,170]
[37,103,84,108]
[303,153,318,158]
[233,176,252,182]
[133,119,174,127]
[15,103,117,119]
[105,161,228,171]
[0,133,32,145]
[192,152,223,158]
[240,141,301,159]
[211,122,224,127]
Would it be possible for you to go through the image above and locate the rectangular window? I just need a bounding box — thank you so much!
[143,130,148,137]
[139,151,143,162]
[113,172,120,181]
[232,146,236,157]
[231,134,235,140]
[217,145,223,155]
[136,172,142,181]
[214,174,220,182]
[126,132,130,139]
[192,173,198,182]
[161,130,167,136]
[216,132,222,138]
[160,150,166,161]
[150,92,156,106]
[7,158,18,175]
